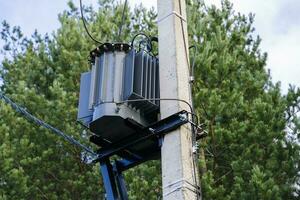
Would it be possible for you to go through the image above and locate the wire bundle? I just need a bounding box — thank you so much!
[0,92,96,156]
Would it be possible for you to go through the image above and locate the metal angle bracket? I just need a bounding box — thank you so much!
[94,110,190,200]
[93,110,189,163]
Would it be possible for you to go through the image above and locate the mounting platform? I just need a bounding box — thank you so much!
[90,110,191,200]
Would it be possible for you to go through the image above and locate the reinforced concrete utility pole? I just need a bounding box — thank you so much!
[157,0,199,200]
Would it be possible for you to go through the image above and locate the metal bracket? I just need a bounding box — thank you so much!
[93,110,190,200]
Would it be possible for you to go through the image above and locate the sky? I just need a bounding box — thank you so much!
[0,0,299,93]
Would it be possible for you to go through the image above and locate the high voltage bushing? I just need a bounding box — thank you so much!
[77,43,160,143]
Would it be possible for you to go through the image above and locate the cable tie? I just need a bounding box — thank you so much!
[189,76,195,83]
[157,11,187,24]
[192,144,199,153]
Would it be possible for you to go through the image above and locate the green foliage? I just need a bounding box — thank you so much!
[0,1,158,199]
[188,0,300,199]
[0,0,299,199]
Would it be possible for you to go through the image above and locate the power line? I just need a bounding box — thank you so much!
[178,0,190,69]
[118,0,128,41]
[0,92,97,156]
[80,0,129,44]
[79,0,103,44]
[95,98,204,135]
[189,45,198,83]
[130,32,153,52]
[178,0,201,198]
[98,98,194,120]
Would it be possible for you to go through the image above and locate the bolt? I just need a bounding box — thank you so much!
[179,113,187,121]
[149,128,155,133]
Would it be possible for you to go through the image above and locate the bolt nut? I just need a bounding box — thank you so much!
[149,128,155,133]
[179,113,187,121]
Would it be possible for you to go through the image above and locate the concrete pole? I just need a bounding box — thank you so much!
[157,0,199,199]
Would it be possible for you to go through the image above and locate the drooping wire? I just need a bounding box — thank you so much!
[130,33,152,52]
[109,97,203,198]
[95,98,203,133]
[0,92,97,156]
[130,33,159,58]
[178,0,202,198]
[189,45,198,83]
[178,0,190,68]
[118,0,128,41]
[79,0,103,44]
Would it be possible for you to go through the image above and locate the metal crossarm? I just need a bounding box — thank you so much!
[92,110,190,200]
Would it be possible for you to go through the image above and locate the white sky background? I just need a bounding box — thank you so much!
[0,0,299,93]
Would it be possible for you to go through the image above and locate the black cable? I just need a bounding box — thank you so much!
[178,1,201,198]
[138,40,147,51]
[189,45,198,82]
[118,0,128,41]
[130,32,158,58]
[178,0,190,68]
[77,120,89,129]
[0,92,97,156]
[79,0,103,44]
[117,98,194,116]
[95,98,202,131]
[130,33,152,52]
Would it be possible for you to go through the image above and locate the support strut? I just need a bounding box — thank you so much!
[94,111,192,200]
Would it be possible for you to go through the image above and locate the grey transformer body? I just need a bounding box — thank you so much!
[77,43,160,143]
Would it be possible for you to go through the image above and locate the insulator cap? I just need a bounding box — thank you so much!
[90,43,131,64]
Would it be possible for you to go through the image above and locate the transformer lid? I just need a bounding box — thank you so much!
[90,43,131,64]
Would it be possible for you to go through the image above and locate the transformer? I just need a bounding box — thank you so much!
[77,43,160,143]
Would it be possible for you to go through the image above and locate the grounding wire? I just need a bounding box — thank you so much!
[0,92,97,156]
[178,0,201,198]
[118,0,128,41]
[95,98,201,132]
[79,0,103,44]
[100,98,194,116]
[177,0,190,69]
[189,45,198,82]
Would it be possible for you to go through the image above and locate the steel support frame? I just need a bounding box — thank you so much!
[96,110,189,200]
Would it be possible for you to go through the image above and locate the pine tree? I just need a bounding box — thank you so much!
[0,1,159,199]
[188,1,300,199]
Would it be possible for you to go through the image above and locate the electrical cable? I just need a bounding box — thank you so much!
[177,0,201,198]
[117,98,202,130]
[80,0,156,57]
[189,45,198,82]
[130,33,152,52]
[79,0,103,44]
[118,0,128,41]
[99,98,194,116]
[138,40,148,52]
[95,98,202,132]
[187,45,202,199]
[178,0,190,68]
[0,92,97,156]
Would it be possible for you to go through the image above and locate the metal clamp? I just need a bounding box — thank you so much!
[157,11,187,24]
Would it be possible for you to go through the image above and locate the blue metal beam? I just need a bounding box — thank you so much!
[96,111,189,200]
[100,158,119,200]
[95,111,189,162]
[113,163,129,200]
